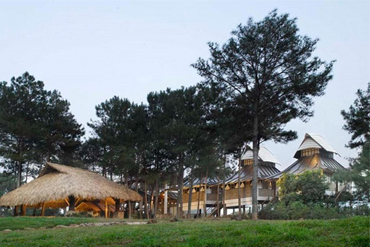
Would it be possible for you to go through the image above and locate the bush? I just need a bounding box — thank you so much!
[259,201,356,220]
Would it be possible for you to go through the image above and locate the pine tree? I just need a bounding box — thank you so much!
[0,72,83,187]
[341,83,370,149]
[193,10,334,219]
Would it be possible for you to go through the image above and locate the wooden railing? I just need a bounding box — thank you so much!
[258,188,274,197]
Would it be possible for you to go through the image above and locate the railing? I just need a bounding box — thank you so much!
[258,188,274,197]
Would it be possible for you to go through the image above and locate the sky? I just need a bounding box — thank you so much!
[0,0,369,170]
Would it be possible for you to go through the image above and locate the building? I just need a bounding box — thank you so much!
[269,133,347,195]
[0,162,142,217]
[182,146,281,216]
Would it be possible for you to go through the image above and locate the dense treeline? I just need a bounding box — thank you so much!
[5,10,368,220]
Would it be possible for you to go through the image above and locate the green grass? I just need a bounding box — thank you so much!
[0,217,368,247]
[0,216,118,231]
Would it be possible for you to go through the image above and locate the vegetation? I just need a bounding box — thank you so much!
[0,217,368,247]
[341,83,370,149]
[192,9,334,219]
[260,170,369,220]
[278,171,328,205]
[259,201,370,220]
[0,72,84,188]
[334,83,370,201]
[0,217,99,231]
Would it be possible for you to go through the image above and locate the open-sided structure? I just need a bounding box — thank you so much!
[0,162,141,217]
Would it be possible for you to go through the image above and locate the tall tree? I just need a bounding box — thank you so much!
[341,82,370,149]
[334,83,370,201]
[147,86,210,218]
[88,96,137,179]
[193,10,334,219]
[0,72,84,187]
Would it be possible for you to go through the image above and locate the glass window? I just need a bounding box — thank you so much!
[243,159,253,166]
[301,148,319,157]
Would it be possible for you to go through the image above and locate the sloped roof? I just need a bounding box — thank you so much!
[184,163,280,188]
[242,146,280,165]
[294,133,337,158]
[269,154,346,180]
[225,164,280,183]
[0,162,141,207]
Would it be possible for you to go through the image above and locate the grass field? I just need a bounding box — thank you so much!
[0,216,368,247]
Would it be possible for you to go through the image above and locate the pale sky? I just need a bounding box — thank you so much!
[0,0,369,170]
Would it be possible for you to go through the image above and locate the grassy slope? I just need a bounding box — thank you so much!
[0,217,114,231]
[0,217,368,247]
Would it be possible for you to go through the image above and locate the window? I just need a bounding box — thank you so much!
[301,148,319,157]
[243,159,253,166]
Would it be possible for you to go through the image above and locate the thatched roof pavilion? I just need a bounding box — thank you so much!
[0,163,141,217]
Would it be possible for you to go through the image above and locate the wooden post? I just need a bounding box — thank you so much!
[105,198,108,219]
[114,198,120,218]
[21,204,26,216]
[14,206,19,217]
[41,203,45,216]
[128,201,132,219]
[68,195,76,211]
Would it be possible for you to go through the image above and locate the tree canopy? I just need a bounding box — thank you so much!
[341,82,370,149]
[0,72,84,187]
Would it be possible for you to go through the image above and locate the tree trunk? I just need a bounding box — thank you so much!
[153,176,159,219]
[128,200,132,219]
[16,139,24,188]
[203,169,208,218]
[238,156,242,218]
[144,180,149,219]
[187,170,194,218]
[217,178,220,217]
[17,161,22,188]
[222,156,227,217]
[197,173,202,218]
[177,155,184,219]
[252,115,260,220]
[149,188,154,218]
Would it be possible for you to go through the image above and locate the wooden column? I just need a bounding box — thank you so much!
[41,203,45,216]
[21,204,26,216]
[14,206,19,217]
[114,198,120,218]
[105,198,108,219]
[68,195,76,211]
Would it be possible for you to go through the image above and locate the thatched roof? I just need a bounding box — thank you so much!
[0,162,141,207]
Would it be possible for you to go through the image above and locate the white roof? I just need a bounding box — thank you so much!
[297,133,337,154]
[241,146,280,165]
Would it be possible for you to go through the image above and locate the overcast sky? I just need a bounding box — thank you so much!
[1,0,369,170]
